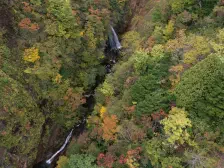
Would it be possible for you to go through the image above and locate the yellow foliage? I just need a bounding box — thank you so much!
[80,31,84,36]
[23,47,40,63]
[56,156,68,168]
[211,28,224,54]
[54,73,62,84]
[169,64,184,73]
[126,158,140,168]
[100,106,106,118]
[151,44,164,57]
[165,29,186,52]
[164,20,175,40]
[161,107,194,145]
[169,64,184,90]
[184,36,210,64]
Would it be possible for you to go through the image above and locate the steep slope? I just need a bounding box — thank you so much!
[59,0,224,168]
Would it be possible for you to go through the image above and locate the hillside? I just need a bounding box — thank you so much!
[0,0,224,168]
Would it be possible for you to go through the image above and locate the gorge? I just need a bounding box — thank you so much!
[0,0,224,168]
[33,26,123,168]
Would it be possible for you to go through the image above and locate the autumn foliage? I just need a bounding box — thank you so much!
[18,18,39,31]
[102,114,118,141]
[23,47,40,63]
[151,109,167,122]
[63,88,85,111]
[126,147,142,168]
[22,2,32,12]
[97,153,115,168]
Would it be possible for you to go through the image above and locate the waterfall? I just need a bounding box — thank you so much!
[109,26,122,50]
[46,129,74,165]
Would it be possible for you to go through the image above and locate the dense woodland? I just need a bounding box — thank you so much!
[0,0,223,168]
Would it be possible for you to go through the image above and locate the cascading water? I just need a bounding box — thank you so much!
[108,26,122,50]
[46,129,74,164]
[33,26,121,168]
[33,121,86,168]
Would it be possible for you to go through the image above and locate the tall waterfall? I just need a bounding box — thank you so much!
[46,129,74,164]
[109,26,122,50]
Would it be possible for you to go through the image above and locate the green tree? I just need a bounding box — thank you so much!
[132,50,151,74]
[135,89,172,116]
[169,0,186,13]
[122,31,141,53]
[152,26,165,44]
[175,54,224,127]
[161,157,183,168]
[65,154,99,168]
[46,0,80,38]
[0,70,44,163]
[145,137,183,168]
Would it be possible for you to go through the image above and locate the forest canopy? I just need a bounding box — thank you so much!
[0,0,223,168]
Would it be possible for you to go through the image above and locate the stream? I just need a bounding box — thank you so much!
[33,26,122,168]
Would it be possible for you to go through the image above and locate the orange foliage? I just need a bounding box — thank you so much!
[124,105,136,114]
[29,23,40,31]
[88,6,102,20]
[102,114,118,141]
[72,10,77,15]
[1,131,7,136]
[19,18,31,29]
[119,155,127,164]
[151,109,167,121]
[88,6,110,21]
[97,153,115,168]
[18,18,39,31]
[126,147,142,167]
[22,2,32,12]
[127,147,142,159]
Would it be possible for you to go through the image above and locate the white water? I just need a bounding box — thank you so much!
[110,26,122,50]
[45,26,120,165]
[46,129,74,164]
